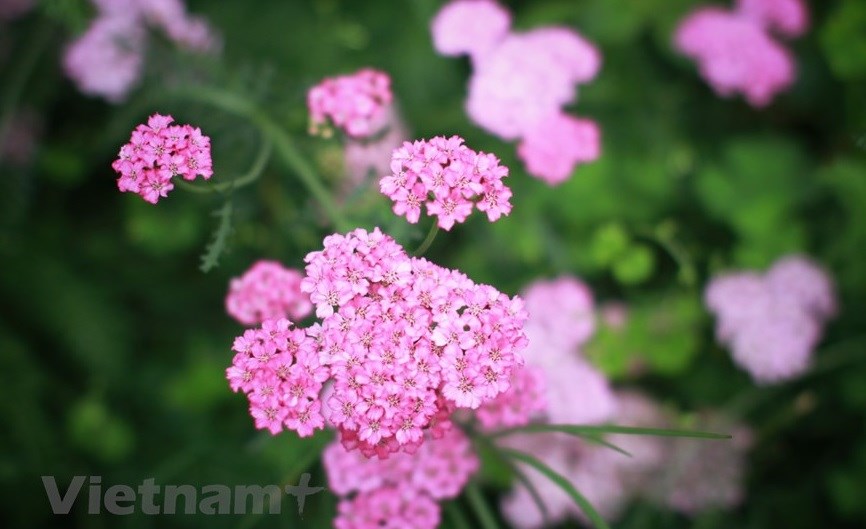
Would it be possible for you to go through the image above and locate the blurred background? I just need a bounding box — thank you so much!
[1,0,865,527]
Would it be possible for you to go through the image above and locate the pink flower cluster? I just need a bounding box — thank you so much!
[673,0,808,107]
[225,261,312,326]
[324,428,478,529]
[431,1,602,184]
[343,108,409,195]
[227,228,529,458]
[705,255,836,383]
[64,0,219,102]
[501,392,671,528]
[111,113,213,204]
[379,135,513,230]
[476,276,614,432]
[647,412,753,516]
[226,319,327,436]
[307,69,393,139]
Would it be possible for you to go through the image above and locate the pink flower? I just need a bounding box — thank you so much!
[343,108,410,195]
[63,15,146,103]
[500,392,671,528]
[111,113,213,203]
[650,411,753,515]
[704,255,836,383]
[334,486,440,529]
[380,136,512,230]
[326,428,477,529]
[64,0,219,102]
[231,228,529,457]
[765,254,837,320]
[735,0,809,38]
[522,276,597,350]
[225,261,313,326]
[673,5,799,107]
[430,0,511,63]
[226,320,327,437]
[517,113,601,185]
[431,0,602,183]
[308,69,393,138]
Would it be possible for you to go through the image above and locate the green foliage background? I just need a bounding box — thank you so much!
[1,0,865,527]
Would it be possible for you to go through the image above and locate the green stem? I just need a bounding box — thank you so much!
[169,86,350,232]
[635,224,696,287]
[465,482,500,529]
[413,223,439,256]
[173,139,272,194]
[445,502,473,529]
[0,20,53,167]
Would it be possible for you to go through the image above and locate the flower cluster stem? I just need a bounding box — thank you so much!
[170,86,351,232]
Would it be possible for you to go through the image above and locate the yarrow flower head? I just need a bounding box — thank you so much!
[307,68,393,139]
[500,391,670,528]
[516,113,601,185]
[735,0,809,38]
[63,0,219,102]
[325,428,477,529]
[380,135,513,230]
[225,261,313,326]
[228,228,529,458]
[476,275,615,432]
[111,113,213,204]
[226,318,328,436]
[673,0,808,107]
[430,0,511,63]
[648,411,753,516]
[465,29,599,142]
[432,0,602,185]
[704,254,836,383]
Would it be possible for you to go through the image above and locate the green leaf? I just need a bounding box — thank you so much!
[491,423,731,440]
[590,223,630,267]
[612,243,655,284]
[820,0,866,79]
[501,448,611,529]
[200,200,234,272]
[465,482,501,529]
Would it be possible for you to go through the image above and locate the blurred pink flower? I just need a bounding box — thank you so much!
[225,261,312,326]
[308,68,393,139]
[674,5,800,107]
[704,255,836,383]
[343,108,409,193]
[64,0,219,102]
[430,0,511,63]
[432,0,602,184]
[522,276,596,350]
[516,113,601,184]
[652,412,753,515]
[326,428,478,529]
[735,0,809,38]
[466,29,598,141]
[63,15,147,103]
[500,392,670,528]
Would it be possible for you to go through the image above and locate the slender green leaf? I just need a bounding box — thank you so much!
[501,448,611,529]
[503,455,551,526]
[491,423,731,440]
[445,502,473,529]
[465,482,501,529]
